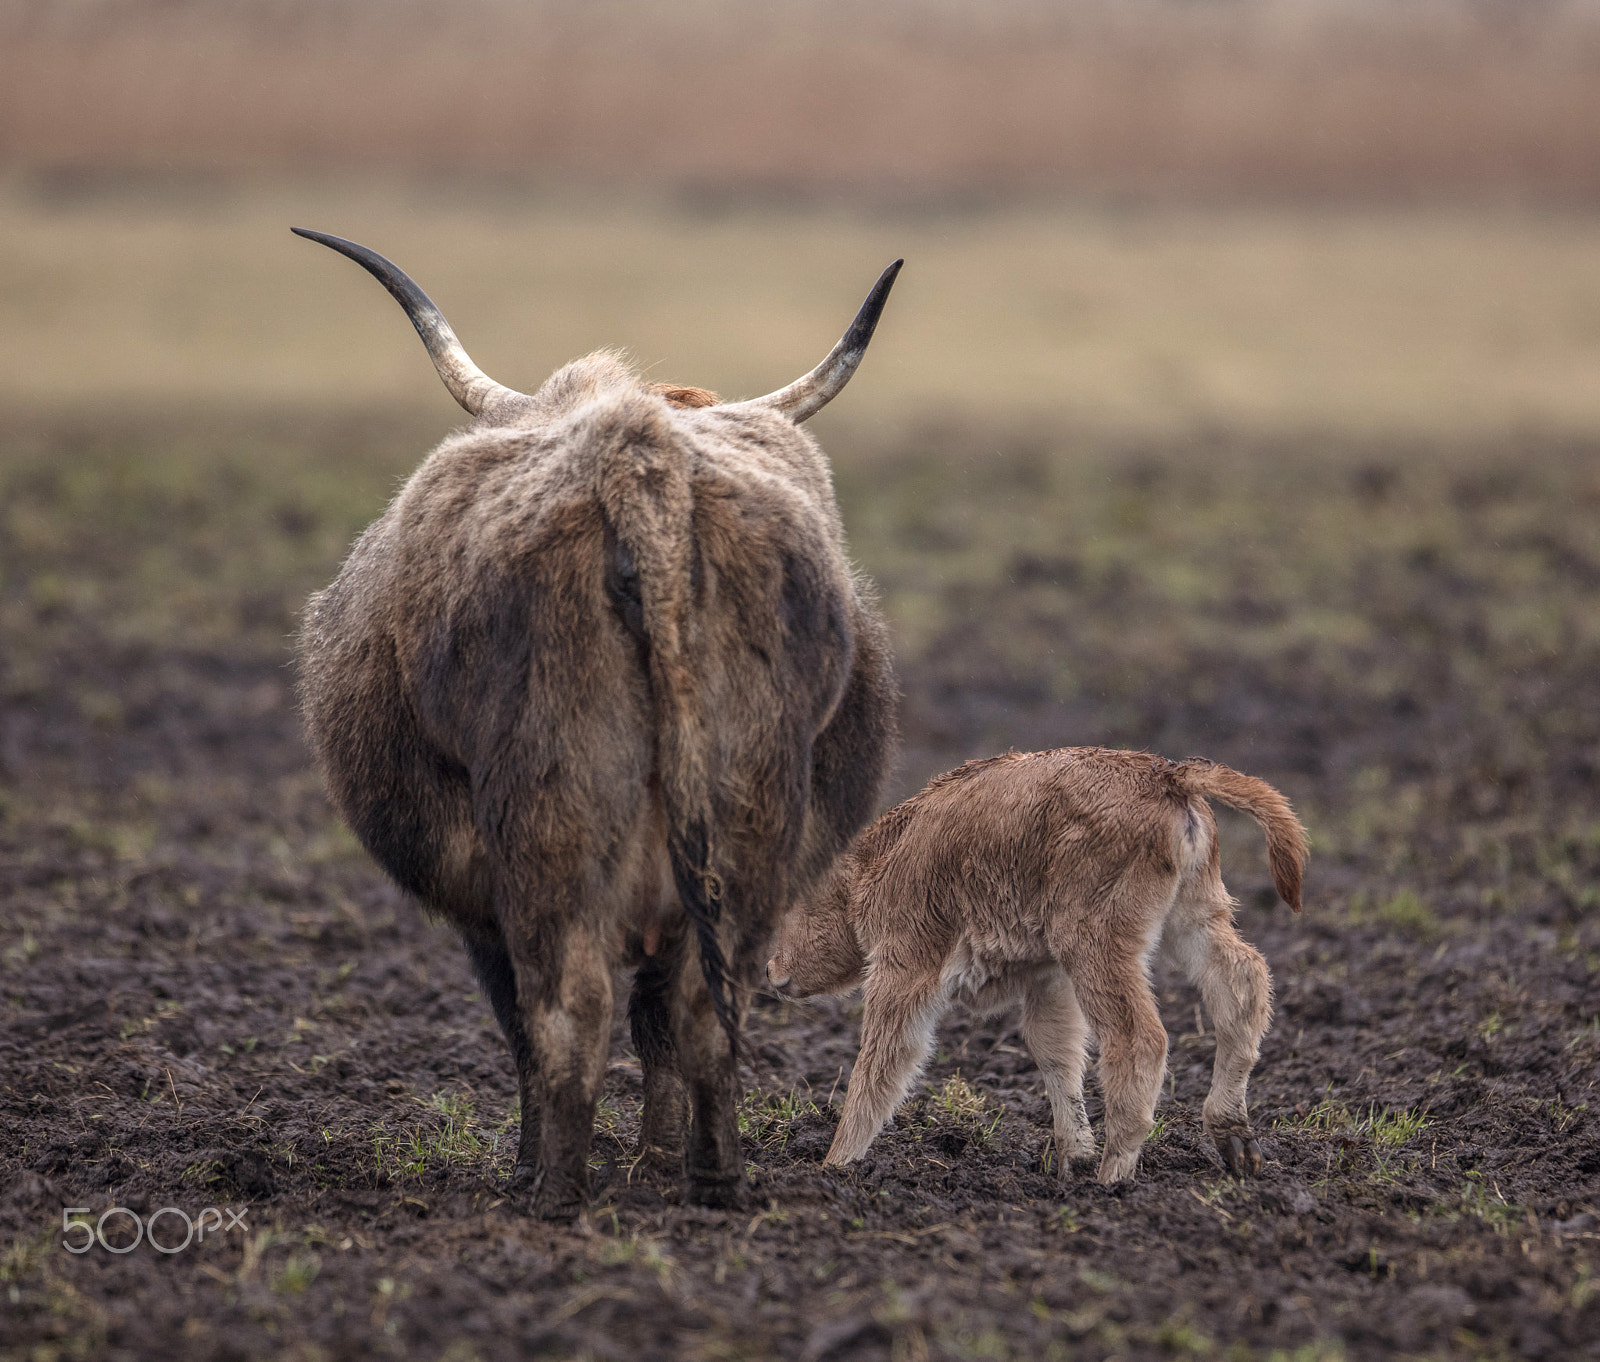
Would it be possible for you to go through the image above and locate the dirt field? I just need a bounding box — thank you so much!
[2,404,1597,1360]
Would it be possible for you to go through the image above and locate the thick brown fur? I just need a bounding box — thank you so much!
[298,351,896,1218]
[766,747,1307,1184]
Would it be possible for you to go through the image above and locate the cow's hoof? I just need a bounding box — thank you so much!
[686,1176,744,1211]
[535,1197,583,1224]
[629,1144,685,1182]
[1055,1133,1098,1178]
[508,1163,584,1220]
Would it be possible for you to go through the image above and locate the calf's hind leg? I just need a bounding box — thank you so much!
[1165,894,1272,1177]
[1019,969,1096,1171]
[1071,958,1169,1185]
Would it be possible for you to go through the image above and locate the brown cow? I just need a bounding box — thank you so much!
[766,747,1307,1183]
[293,229,900,1217]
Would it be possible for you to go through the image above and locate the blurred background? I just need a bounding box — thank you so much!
[5,0,1600,434]
[5,0,1600,789]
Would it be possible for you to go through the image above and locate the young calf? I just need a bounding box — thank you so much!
[766,748,1307,1184]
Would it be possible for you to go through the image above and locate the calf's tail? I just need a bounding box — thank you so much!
[1175,761,1308,911]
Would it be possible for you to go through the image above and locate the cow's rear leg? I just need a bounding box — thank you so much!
[671,958,745,1208]
[509,923,613,1221]
[1019,969,1096,1172]
[628,945,689,1176]
[1165,893,1272,1177]
[463,931,542,1174]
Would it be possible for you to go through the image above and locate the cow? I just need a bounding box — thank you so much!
[292,228,900,1217]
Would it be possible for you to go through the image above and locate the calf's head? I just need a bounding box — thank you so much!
[766,867,865,998]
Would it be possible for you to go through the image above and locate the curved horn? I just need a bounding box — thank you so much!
[726,259,902,423]
[291,227,525,417]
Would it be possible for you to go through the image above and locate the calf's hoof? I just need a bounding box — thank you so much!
[1055,1130,1098,1176]
[1218,1132,1262,1178]
[1096,1149,1140,1185]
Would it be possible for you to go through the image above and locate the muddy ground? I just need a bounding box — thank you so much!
[2,412,1598,1360]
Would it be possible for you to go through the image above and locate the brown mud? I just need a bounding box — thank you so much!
[2,415,1598,1360]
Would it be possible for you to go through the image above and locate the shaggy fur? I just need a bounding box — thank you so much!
[299,350,896,1217]
[766,747,1307,1184]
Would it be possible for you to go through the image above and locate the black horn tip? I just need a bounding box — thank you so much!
[288,229,439,331]
[843,258,904,352]
[291,227,375,263]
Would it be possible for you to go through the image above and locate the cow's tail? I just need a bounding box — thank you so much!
[1173,761,1308,911]
[594,397,739,1055]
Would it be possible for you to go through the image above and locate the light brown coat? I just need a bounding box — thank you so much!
[767,747,1307,1183]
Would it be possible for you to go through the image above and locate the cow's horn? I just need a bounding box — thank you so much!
[727,260,902,423]
[292,228,526,418]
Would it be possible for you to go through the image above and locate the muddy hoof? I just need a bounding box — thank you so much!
[1220,1133,1262,1178]
[686,1176,744,1210]
[508,1163,584,1220]
[1097,1147,1140,1184]
[535,1196,583,1223]
[1060,1148,1099,1178]
[629,1144,685,1181]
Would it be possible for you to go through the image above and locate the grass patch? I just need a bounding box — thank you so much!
[919,1073,1003,1150]
[1275,1098,1432,1182]
[1346,888,1445,941]
[272,1252,322,1295]
[739,1088,820,1153]
[1444,1175,1524,1236]
[1155,1317,1214,1355]
[595,1230,675,1286]
[368,1090,504,1181]
[1275,1098,1431,1145]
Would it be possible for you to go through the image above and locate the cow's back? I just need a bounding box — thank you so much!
[299,383,893,951]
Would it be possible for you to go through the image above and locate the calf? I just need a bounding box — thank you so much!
[766,747,1307,1183]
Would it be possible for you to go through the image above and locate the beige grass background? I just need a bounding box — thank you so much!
[5,182,1600,441]
[7,1,1600,200]
[3,0,1600,440]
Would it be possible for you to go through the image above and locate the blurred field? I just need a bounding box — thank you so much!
[6,0,1600,201]
[5,178,1600,441]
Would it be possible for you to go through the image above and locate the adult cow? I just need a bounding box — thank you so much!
[293,229,899,1218]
